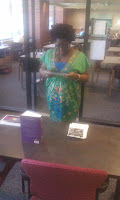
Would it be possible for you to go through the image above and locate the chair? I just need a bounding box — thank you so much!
[11,42,23,61]
[109,65,120,96]
[0,47,12,64]
[19,56,40,88]
[91,61,112,91]
[21,159,108,200]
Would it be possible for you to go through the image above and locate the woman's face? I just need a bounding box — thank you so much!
[55,39,70,56]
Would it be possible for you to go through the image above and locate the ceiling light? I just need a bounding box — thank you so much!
[104,0,112,6]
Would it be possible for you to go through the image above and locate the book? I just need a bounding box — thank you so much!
[20,110,43,144]
[0,115,20,127]
[67,123,89,139]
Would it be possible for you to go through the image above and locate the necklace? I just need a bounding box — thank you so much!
[60,55,65,62]
[55,47,71,63]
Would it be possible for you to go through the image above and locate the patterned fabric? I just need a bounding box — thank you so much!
[22,159,108,200]
[40,49,90,121]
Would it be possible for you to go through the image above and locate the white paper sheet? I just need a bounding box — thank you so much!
[22,110,42,118]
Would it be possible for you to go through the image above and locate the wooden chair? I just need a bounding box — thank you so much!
[11,42,23,61]
[19,56,41,88]
[0,47,12,64]
[109,65,120,96]
[91,61,112,94]
[19,55,25,88]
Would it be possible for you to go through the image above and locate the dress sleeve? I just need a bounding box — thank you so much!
[40,50,51,66]
[72,52,90,74]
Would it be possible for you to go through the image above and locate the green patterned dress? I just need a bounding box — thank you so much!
[40,49,90,121]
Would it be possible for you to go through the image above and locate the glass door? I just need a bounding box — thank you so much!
[83,0,120,125]
[0,0,27,112]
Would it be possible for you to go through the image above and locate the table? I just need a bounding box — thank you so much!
[0,45,11,64]
[103,56,120,65]
[19,52,43,87]
[71,39,91,45]
[102,56,120,96]
[20,52,43,59]
[108,47,120,53]
[43,44,74,50]
[0,45,10,50]
[0,116,120,179]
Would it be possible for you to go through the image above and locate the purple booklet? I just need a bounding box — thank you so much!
[20,111,42,144]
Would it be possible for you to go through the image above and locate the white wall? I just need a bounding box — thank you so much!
[91,10,120,30]
[64,9,120,31]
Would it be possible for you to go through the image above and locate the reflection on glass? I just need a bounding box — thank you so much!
[83,0,120,123]
[40,24,90,122]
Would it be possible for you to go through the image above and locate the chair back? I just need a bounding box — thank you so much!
[21,159,108,200]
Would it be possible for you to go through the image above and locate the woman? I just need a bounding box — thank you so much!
[40,24,90,122]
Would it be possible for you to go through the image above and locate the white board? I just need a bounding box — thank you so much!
[90,40,106,60]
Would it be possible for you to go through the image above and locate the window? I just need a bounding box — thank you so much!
[49,5,54,30]
[0,0,23,40]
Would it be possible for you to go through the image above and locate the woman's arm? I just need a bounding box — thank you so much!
[40,63,49,78]
[40,63,55,78]
[66,70,89,82]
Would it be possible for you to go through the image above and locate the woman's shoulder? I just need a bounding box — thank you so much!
[76,51,87,59]
[41,48,54,58]
[71,49,85,58]
[45,48,55,56]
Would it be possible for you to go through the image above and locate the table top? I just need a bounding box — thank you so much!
[103,56,120,65]
[20,52,43,59]
[0,45,10,50]
[108,47,120,52]
[0,116,120,177]
[71,39,91,44]
[43,44,74,49]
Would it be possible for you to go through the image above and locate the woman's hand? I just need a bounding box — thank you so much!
[45,70,53,78]
[66,70,89,82]
[66,72,79,81]
[40,68,54,78]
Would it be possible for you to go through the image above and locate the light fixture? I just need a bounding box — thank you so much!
[104,0,112,6]
[116,20,120,26]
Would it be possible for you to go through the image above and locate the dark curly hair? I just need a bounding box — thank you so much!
[50,24,75,43]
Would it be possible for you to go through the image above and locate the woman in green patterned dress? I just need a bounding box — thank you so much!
[40,24,90,122]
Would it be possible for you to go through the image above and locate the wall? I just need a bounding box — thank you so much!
[63,9,85,32]
[49,5,54,29]
[40,1,49,46]
[91,10,120,31]
[35,0,41,48]
[24,0,49,49]
[55,6,63,24]
[63,9,120,31]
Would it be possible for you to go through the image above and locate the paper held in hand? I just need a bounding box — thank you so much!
[67,123,89,139]
[47,71,67,76]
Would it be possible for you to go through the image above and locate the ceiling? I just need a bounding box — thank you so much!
[49,0,120,10]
